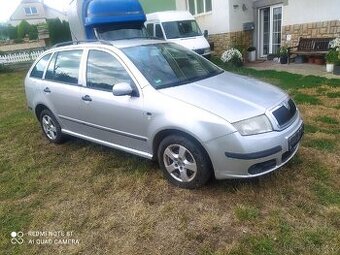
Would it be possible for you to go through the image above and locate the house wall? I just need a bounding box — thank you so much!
[281,0,340,46]
[282,20,340,47]
[44,8,67,22]
[9,2,47,26]
[283,0,340,26]
[228,0,254,32]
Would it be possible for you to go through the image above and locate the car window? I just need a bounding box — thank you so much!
[146,23,154,36]
[30,53,51,79]
[123,43,222,89]
[155,24,164,39]
[45,50,82,85]
[86,50,133,92]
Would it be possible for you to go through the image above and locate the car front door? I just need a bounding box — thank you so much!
[78,49,150,156]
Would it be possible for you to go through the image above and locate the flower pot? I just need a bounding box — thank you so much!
[308,57,315,64]
[333,65,340,75]
[280,56,288,64]
[247,50,256,62]
[326,63,334,73]
[314,58,325,65]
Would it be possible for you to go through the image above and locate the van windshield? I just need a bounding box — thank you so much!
[162,20,202,39]
[122,43,222,90]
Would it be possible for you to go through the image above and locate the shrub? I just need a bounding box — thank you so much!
[326,49,339,64]
[221,48,243,67]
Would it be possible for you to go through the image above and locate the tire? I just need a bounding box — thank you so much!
[40,109,64,144]
[157,135,212,189]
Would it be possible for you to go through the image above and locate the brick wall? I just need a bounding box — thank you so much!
[282,20,340,47]
[209,31,252,57]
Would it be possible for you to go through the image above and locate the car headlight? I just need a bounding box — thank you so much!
[233,115,273,136]
[204,48,211,54]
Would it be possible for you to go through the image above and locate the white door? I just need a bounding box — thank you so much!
[259,5,282,57]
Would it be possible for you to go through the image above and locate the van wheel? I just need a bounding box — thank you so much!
[158,135,212,189]
[40,109,64,144]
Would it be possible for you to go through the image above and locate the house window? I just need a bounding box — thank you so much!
[24,6,38,15]
[187,0,212,15]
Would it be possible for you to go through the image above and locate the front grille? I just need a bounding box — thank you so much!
[272,99,297,127]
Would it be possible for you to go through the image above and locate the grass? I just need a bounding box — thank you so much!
[0,69,339,254]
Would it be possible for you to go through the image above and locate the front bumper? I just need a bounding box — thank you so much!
[205,113,304,179]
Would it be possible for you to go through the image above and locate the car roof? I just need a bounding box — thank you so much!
[48,39,166,53]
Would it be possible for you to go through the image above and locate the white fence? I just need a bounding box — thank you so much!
[0,50,44,65]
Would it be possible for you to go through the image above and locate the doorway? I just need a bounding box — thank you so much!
[258,5,283,58]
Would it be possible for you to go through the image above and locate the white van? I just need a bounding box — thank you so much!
[145,11,211,58]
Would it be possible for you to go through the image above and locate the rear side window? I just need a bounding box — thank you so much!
[30,54,51,79]
[155,24,164,39]
[86,50,133,92]
[46,50,82,85]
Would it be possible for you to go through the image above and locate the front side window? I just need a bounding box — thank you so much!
[123,43,222,89]
[30,53,51,79]
[86,50,132,92]
[146,23,154,36]
[45,50,82,85]
[155,24,164,39]
[162,20,202,39]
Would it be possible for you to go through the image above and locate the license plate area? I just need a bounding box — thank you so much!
[288,123,304,151]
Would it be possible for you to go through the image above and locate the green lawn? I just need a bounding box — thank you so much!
[0,68,339,255]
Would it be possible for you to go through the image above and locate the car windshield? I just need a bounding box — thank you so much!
[122,43,223,89]
[162,20,202,39]
[95,23,150,40]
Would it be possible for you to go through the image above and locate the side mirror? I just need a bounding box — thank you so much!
[112,82,133,96]
[204,30,209,38]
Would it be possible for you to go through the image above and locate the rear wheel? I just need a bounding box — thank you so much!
[158,135,212,189]
[40,109,64,144]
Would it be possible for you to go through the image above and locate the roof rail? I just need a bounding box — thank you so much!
[52,40,113,48]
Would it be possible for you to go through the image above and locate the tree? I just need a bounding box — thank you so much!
[47,18,72,45]
[7,25,18,40]
[28,25,38,40]
[17,20,30,39]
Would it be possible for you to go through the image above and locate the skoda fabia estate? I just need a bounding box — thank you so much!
[25,40,304,188]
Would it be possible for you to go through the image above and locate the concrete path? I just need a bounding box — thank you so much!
[245,61,340,79]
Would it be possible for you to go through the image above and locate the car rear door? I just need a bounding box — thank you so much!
[41,49,84,132]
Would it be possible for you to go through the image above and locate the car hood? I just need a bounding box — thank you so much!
[160,71,287,123]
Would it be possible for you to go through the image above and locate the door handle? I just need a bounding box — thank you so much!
[43,87,51,93]
[81,95,92,102]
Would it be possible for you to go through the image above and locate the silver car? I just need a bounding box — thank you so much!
[25,40,304,189]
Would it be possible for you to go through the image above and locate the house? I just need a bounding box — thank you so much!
[175,0,340,58]
[8,0,67,26]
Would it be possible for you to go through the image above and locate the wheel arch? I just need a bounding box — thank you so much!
[34,104,51,120]
[152,129,213,167]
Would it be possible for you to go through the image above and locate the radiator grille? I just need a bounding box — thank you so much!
[272,99,297,127]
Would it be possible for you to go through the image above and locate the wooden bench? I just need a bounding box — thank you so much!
[288,37,334,64]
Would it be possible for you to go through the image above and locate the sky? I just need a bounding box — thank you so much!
[0,0,71,22]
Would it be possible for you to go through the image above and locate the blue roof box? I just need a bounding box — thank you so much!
[84,0,146,27]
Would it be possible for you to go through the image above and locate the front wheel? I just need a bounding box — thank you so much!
[158,135,212,189]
